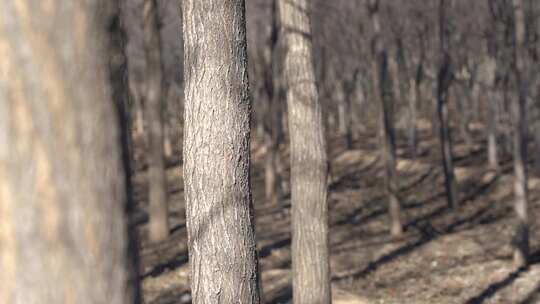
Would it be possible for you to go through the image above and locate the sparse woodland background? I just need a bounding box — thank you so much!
[4,0,540,303]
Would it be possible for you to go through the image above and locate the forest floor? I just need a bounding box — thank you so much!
[133,121,540,304]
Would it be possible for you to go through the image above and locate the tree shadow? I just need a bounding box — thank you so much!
[465,250,540,304]
[266,285,292,304]
[333,171,501,283]
[259,237,291,259]
[519,282,540,304]
[142,250,189,279]
[465,267,527,304]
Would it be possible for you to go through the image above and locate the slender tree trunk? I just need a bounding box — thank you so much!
[408,75,419,158]
[369,0,403,236]
[131,81,146,140]
[437,0,459,209]
[107,1,142,301]
[487,90,499,170]
[143,0,169,242]
[265,0,283,206]
[512,0,529,267]
[337,85,353,149]
[278,0,331,303]
[182,1,261,303]
[164,119,173,158]
[458,85,474,150]
[0,1,133,302]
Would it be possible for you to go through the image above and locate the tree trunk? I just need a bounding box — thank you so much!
[265,0,284,206]
[0,1,133,303]
[182,1,261,303]
[278,0,331,303]
[337,85,353,149]
[143,0,169,242]
[457,85,474,150]
[369,0,403,236]
[437,0,459,209]
[107,0,142,301]
[511,0,529,268]
[487,90,499,170]
[130,80,146,140]
[408,75,419,158]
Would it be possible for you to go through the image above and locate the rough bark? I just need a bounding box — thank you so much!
[511,0,529,268]
[437,0,459,209]
[278,0,331,303]
[369,0,403,236]
[143,0,169,242]
[182,0,261,303]
[0,1,133,303]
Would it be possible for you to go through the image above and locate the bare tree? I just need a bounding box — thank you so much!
[368,0,403,236]
[436,0,459,209]
[143,0,169,242]
[278,0,331,303]
[0,1,134,302]
[182,0,261,303]
[511,0,529,267]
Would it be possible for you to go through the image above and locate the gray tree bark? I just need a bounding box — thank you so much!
[0,1,134,303]
[182,0,261,303]
[369,0,403,236]
[278,0,331,303]
[511,0,529,268]
[143,0,170,242]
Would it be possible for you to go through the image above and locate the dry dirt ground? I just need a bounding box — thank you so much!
[133,123,540,304]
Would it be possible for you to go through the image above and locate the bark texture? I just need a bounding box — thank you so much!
[0,1,132,303]
[182,0,261,303]
[278,0,331,303]
[143,0,170,242]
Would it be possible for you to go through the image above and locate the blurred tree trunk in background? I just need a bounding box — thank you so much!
[130,78,146,141]
[182,0,261,303]
[484,52,499,170]
[436,0,458,209]
[143,0,169,242]
[279,0,331,303]
[369,0,403,236]
[511,0,529,268]
[107,0,142,301]
[265,0,284,206]
[0,1,134,302]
